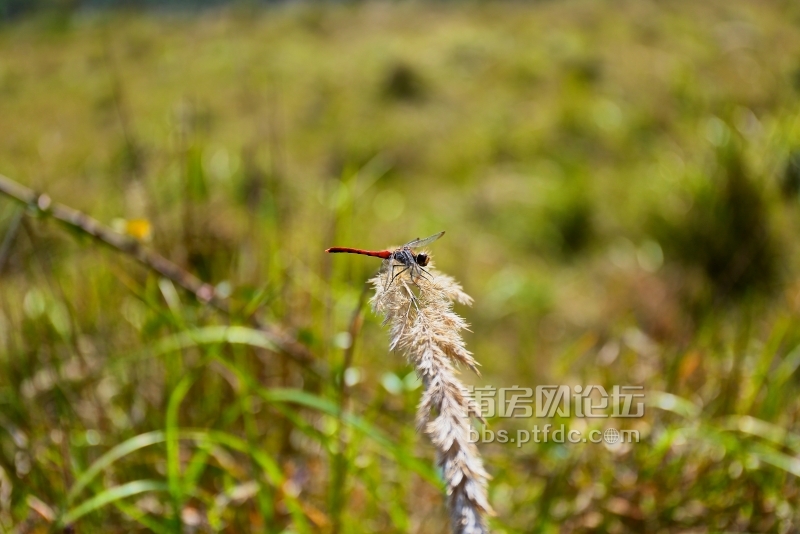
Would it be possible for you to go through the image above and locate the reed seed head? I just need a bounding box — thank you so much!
[370,258,494,533]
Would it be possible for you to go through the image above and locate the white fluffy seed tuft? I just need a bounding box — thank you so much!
[370,259,494,533]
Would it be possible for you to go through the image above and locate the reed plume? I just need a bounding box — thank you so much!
[370,260,494,533]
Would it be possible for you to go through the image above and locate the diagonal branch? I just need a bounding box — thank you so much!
[0,173,317,370]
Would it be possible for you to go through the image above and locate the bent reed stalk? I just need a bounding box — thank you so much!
[369,260,494,533]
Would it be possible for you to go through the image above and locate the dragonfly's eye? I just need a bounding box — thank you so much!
[416,253,429,266]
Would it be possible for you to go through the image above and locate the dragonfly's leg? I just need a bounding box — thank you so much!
[417,265,433,282]
[411,263,422,287]
[391,265,410,287]
[384,261,396,291]
[409,264,432,287]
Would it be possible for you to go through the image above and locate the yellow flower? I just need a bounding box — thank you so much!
[113,218,153,242]
[125,219,152,242]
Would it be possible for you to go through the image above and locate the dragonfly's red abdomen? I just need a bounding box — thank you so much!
[325,247,393,259]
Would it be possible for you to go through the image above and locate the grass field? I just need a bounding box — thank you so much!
[3,1,800,532]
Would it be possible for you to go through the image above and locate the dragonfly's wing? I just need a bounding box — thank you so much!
[404,231,445,248]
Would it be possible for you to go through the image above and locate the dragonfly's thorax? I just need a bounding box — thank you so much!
[390,247,430,268]
[383,245,434,287]
[391,248,417,267]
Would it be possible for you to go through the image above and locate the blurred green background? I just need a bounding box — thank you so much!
[3,0,800,532]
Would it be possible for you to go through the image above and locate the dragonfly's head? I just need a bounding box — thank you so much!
[415,253,430,266]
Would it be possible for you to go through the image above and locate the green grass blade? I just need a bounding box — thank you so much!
[646,391,701,419]
[152,326,279,356]
[210,356,438,484]
[61,480,169,526]
[743,316,789,413]
[64,427,311,532]
[180,428,311,533]
[750,442,800,478]
[166,374,196,518]
[259,388,440,485]
[719,415,800,455]
[111,498,173,534]
[67,431,166,503]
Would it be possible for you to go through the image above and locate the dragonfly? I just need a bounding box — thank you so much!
[326,231,445,287]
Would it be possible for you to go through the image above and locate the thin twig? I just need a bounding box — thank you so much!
[0,173,317,369]
[337,282,370,401]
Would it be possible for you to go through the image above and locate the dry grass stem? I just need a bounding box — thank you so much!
[370,259,494,533]
[0,173,315,368]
